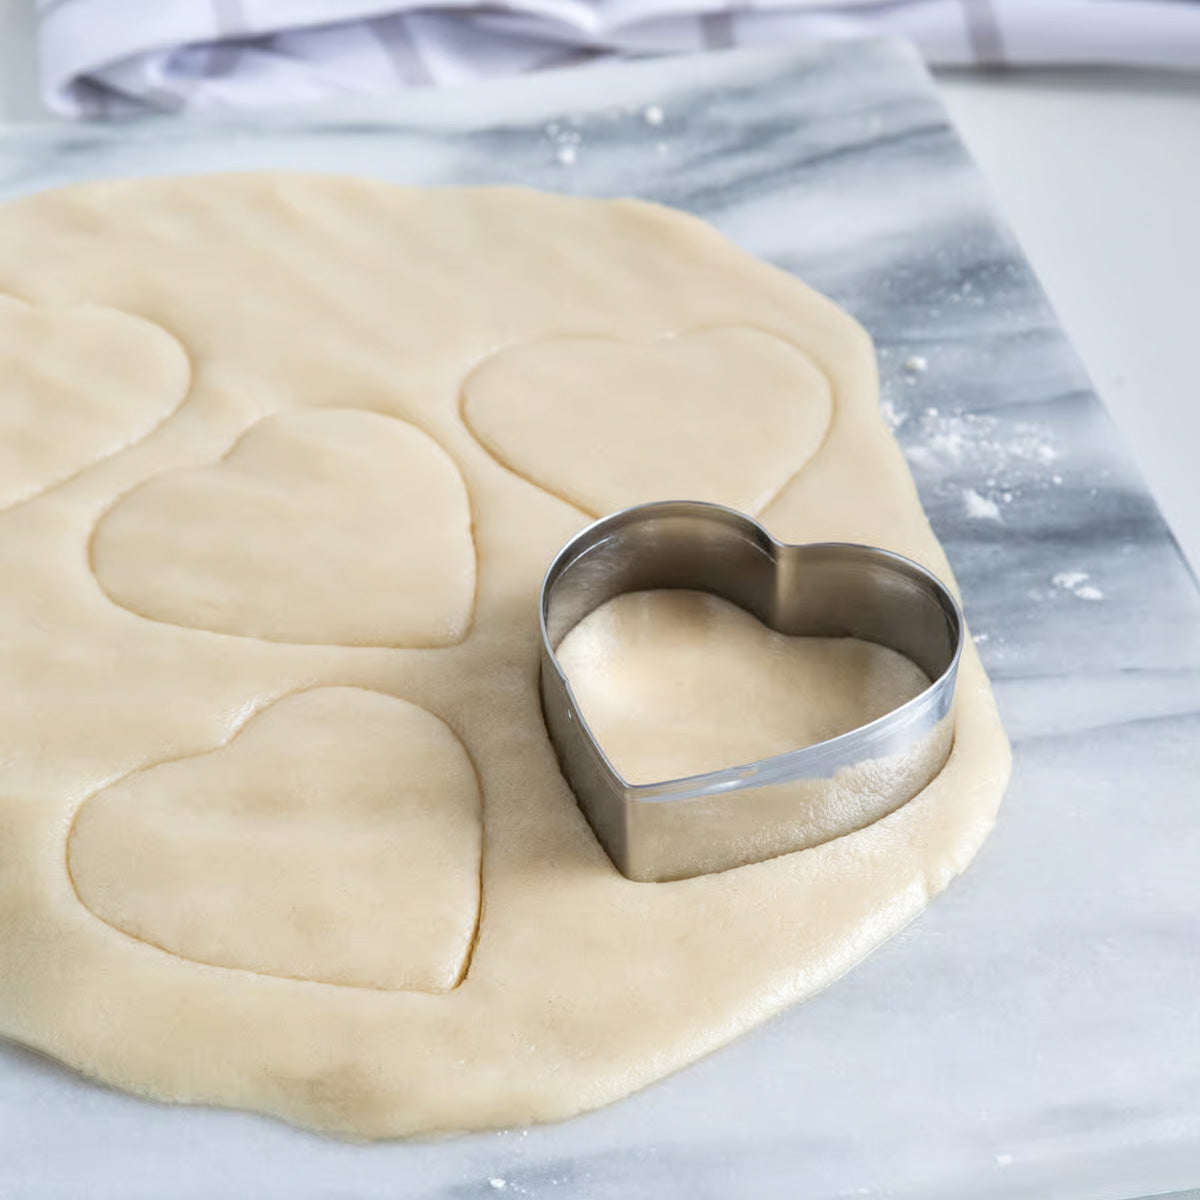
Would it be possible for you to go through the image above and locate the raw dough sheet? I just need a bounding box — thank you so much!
[0,174,1008,1138]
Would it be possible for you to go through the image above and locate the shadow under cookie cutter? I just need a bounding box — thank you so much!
[539,500,964,883]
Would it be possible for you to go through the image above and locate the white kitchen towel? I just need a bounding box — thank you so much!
[38,0,1200,116]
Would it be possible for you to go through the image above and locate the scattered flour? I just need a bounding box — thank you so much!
[903,410,1060,500]
[489,1180,507,1191]
[1052,571,1103,601]
[879,397,906,432]
[962,488,1001,522]
[1052,571,1089,591]
[885,378,1066,526]
[995,1153,1013,1167]
[547,123,582,166]
[642,104,665,126]
[903,354,928,374]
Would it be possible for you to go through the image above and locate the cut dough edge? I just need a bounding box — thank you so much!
[0,293,192,512]
[460,325,836,518]
[65,685,486,994]
[87,406,479,649]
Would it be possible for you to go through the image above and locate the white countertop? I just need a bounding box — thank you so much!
[2,0,1199,572]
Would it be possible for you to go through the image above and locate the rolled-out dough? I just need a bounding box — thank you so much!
[0,175,1010,1139]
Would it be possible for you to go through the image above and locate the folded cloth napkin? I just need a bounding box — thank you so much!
[38,0,1200,116]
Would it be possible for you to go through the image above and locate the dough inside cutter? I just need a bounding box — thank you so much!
[557,588,930,784]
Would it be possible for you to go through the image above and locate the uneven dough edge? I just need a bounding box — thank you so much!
[0,656,1008,1139]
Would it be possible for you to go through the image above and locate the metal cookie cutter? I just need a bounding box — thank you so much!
[539,501,964,883]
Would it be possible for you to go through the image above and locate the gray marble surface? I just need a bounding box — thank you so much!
[1,40,1199,1200]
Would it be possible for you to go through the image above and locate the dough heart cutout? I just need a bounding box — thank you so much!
[0,295,189,509]
[556,589,932,786]
[553,588,936,875]
[92,407,476,647]
[462,326,834,517]
[68,687,483,992]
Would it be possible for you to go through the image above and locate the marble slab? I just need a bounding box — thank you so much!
[1,40,1199,1200]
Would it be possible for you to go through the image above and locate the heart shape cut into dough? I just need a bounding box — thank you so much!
[462,327,833,517]
[558,589,932,783]
[92,408,475,647]
[556,589,932,852]
[68,688,482,992]
[0,295,188,508]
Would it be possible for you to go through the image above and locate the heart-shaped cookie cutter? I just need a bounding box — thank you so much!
[539,501,964,882]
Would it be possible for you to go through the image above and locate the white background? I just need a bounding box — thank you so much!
[2,0,1199,574]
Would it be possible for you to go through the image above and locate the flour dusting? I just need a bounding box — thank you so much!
[1053,571,1104,601]
[1052,571,1089,590]
[962,488,1001,521]
[880,397,906,432]
[905,411,1059,475]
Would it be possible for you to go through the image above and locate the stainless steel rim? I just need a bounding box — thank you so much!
[538,500,964,881]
